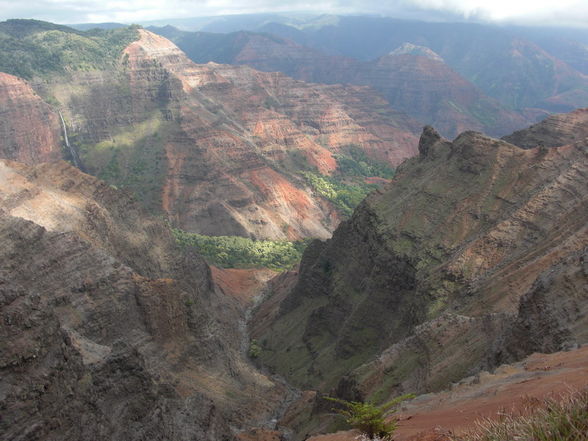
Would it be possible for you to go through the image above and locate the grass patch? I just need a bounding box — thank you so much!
[172,229,310,271]
[453,389,588,441]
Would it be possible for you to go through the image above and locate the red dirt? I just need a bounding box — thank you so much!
[211,266,277,306]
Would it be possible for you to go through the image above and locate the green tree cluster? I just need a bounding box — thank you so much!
[302,171,377,216]
[334,145,395,179]
[172,229,310,270]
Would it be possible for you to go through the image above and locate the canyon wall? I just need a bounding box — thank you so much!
[0,159,286,440]
[254,114,588,402]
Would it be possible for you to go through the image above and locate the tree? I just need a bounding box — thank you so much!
[326,394,415,440]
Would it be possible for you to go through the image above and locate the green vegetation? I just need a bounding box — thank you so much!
[302,171,377,216]
[172,228,310,270]
[454,390,588,441]
[326,394,415,440]
[301,145,394,217]
[0,19,140,78]
[334,145,394,179]
[248,339,262,358]
[78,115,167,210]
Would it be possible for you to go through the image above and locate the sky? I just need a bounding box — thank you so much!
[0,0,587,28]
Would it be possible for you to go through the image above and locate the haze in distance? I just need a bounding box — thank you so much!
[0,0,587,28]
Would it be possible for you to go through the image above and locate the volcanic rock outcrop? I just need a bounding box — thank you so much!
[0,160,285,440]
[253,113,588,402]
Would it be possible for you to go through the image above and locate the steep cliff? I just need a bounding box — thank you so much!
[253,114,588,401]
[0,72,61,163]
[0,160,286,440]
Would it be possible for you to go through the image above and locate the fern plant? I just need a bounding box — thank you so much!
[326,394,415,440]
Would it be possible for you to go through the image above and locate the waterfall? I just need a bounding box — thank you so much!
[59,111,82,170]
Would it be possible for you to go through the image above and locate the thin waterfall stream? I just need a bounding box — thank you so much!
[59,111,82,170]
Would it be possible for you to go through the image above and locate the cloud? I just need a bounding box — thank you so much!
[0,0,586,27]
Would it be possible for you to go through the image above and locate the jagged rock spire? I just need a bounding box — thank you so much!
[418,125,442,157]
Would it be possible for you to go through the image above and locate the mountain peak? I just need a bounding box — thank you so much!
[389,42,443,62]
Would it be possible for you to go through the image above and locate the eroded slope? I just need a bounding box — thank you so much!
[0,160,285,440]
[0,72,61,164]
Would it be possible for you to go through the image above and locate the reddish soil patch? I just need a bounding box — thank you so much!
[211,266,277,306]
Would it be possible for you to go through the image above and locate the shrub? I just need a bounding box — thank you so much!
[302,171,377,217]
[248,339,261,358]
[326,394,415,440]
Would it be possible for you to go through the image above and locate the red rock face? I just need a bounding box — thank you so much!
[117,30,420,239]
[305,347,588,441]
[0,72,61,164]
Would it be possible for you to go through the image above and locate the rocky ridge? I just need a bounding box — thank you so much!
[503,107,588,148]
[253,112,588,407]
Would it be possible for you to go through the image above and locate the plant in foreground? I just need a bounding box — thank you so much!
[326,394,415,440]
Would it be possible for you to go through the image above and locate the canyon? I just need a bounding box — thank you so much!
[0,159,289,440]
[152,27,531,139]
[0,17,587,441]
[152,19,588,139]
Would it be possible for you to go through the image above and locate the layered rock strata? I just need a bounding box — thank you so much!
[153,28,531,138]
[32,29,420,240]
